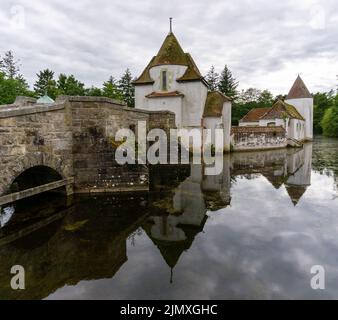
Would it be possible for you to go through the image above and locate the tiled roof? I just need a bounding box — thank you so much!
[203,91,231,117]
[133,56,156,85]
[133,32,205,85]
[240,107,271,122]
[286,75,312,99]
[261,100,305,121]
[146,90,184,98]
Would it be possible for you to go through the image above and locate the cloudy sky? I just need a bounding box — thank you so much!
[0,0,337,94]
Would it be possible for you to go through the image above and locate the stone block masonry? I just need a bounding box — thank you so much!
[0,96,175,196]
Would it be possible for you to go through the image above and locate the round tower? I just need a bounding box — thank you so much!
[284,75,313,141]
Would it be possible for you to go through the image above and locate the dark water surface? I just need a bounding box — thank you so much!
[1,136,338,299]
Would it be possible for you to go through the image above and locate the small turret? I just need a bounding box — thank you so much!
[285,75,313,141]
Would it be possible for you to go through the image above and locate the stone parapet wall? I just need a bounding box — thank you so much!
[0,102,73,195]
[0,96,176,196]
[231,126,287,151]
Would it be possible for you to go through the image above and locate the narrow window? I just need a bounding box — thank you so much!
[161,70,167,91]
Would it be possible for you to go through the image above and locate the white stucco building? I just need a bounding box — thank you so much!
[238,76,313,144]
[133,31,232,151]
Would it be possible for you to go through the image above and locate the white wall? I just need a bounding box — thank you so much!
[259,119,285,127]
[149,65,187,92]
[135,64,208,130]
[222,101,232,151]
[134,84,153,110]
[147,96,183,127]
[180,81,208,127]
[239,121,259,127]
[288,119,305,141]
[285,98,313,140]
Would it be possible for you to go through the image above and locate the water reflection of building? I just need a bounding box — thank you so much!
[285,143,312,205]
[145,147,313,279]
[145,159,232,282]
[231,144,313,206]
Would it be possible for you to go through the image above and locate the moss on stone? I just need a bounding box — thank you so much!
[64,219,88,232]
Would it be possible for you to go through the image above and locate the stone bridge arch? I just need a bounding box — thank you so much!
[1,152,70,196]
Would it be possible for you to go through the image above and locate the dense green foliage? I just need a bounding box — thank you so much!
[34,69,58,99]
[313,91,335,134]
[0,50,135,106]
[0,51,34,104]
[231,88,275,125]
[321,94,338,137]
[0,72,33,104]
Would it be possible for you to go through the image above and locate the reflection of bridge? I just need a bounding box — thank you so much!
[0,194,149,299]
[0,96,174,205]
[0,144,313,297]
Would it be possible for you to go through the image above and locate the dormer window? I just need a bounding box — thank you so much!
[161,70,167,91]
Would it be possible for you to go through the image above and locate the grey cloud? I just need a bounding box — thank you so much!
[0,0,337,93]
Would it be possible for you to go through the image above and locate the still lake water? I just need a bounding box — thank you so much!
[0,136,338,300]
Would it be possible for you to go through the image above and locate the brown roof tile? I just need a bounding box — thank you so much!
[286,75,312,99]
[203,91,231,117]
[240,107,271,122]
[261,100,305,121]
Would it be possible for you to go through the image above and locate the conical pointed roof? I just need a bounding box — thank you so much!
[153,32,187,66]
[133,32,205,85]
[286,75,312,99]
[285,185,307,206]
[36,94,55,104]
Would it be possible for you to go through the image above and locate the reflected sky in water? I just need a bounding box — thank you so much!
[0,137,338,300]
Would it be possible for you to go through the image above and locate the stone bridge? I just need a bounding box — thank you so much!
[0,96,175,205]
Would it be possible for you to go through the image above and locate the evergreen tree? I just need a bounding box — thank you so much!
[218,65,238,99]
[205,66,219,91]
[56,74,85,96]
[0,50,20,79]
[118,69,135,107]
[34,69,57,99]
[103,76,123,100]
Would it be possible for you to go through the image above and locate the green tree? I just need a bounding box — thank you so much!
[0,72,33,104]
[34,69,57,99]
[102,76,123,100]
[205,66,219,91]
[218,65,238,99]
[118,69,134,107]
[57,74,85,96]
[258,89,274,107]
[321,104,338,137]
[0,50,20,79]
[313,91,334,134]
[238,88,261,103]
[85,86,103,96]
